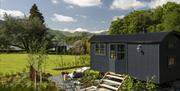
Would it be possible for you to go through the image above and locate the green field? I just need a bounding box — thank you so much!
[0,54,89,75]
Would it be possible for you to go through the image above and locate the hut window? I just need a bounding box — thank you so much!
[167,37,177,48]
[95,43,106,55]
[168,56,176,68]
[110,44,116,59]
[168,41,176,48]
[117,44,125,60]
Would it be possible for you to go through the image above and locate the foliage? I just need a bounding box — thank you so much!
[146,76,158,91]
[0,26,11,50]
[1,3,52,53]
[2,15,49,53]
[65,36,87,45]
[70,39,89,55]
[121,76,135,90]
[0,72,61,91]
[29,4,44,23]
[79,70,103,88]
[120,75,157,91]
[109,2,180,34]
[109,18,124,35]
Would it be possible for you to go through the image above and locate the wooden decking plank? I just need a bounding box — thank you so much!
[102,79,121,85]
[106,75,125,80]
[109,72,124,77]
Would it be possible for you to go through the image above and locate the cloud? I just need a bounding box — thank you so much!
[51,13,77,23]
[91,29,107,33]
[61,27,107,33]
[0,9,24,20]
[148,0,180,8]
[112,15,125,20]
[51,0,59,4]
[63,0,102,7]
[61,28,88,33]
[110,0,180,10]
[110,0,145,10]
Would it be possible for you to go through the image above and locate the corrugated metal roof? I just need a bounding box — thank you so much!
[90,31,180,43]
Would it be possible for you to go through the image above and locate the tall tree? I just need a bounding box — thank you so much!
[3,16,47,53]
[109,18,124,35]
[2,4,49,53]
[29,4,44,23]
[108,2,180,35]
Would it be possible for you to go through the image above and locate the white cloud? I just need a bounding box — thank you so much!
[60,28,106,33]
[0,9,24,20]
[110,0,180,10]
[61,28,88,33]
[112,15,125,20]
[110,0,145,10]
[63,0,102,7]
[51,0,59,4]
[51,13,77,23]
[91,29,107,33]
[148,0,180,8]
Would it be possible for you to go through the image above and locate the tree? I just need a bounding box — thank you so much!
[3,16,48,53]
[108,2,180,35]
[109,18,124,35]
[163,11,180,32]
[29,4,44,23]
[2,3,50,53]
[0,25,11,50]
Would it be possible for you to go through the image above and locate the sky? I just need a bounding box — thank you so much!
[0,0,180,33]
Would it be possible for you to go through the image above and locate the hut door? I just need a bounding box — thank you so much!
[115,44,127,74]
[109,44,116,72]
[109,44,127,73]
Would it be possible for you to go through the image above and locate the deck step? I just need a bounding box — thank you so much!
[106,75,125,80]
[100,84,118,91]
[109,72,124,77]
[81,72,127,91]
[102,79,121,85]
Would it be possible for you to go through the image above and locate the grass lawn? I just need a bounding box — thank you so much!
[0,53,89,75]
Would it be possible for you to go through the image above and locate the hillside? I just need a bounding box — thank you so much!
[48,29,107,38]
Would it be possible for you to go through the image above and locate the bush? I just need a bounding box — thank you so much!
[79,70,103,88]
[0,72,61,91]
[121,75,157,91]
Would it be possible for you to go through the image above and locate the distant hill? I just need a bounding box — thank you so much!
[59,31,94,37]
[48,29,108,41]
[59,30,108,36]
[47,29,66,41]
[99,31,108,35]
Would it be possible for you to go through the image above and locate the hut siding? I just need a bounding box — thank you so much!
[127,44,160,83]
[90,43,109,72]
[159,35,180,83]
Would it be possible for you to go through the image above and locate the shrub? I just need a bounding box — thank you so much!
[79,70,103,88]
[120,75,157,91]
[146,76,158,91]
[0,72,61,91]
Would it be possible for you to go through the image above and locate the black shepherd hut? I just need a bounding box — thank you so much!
[89,31,180,84]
